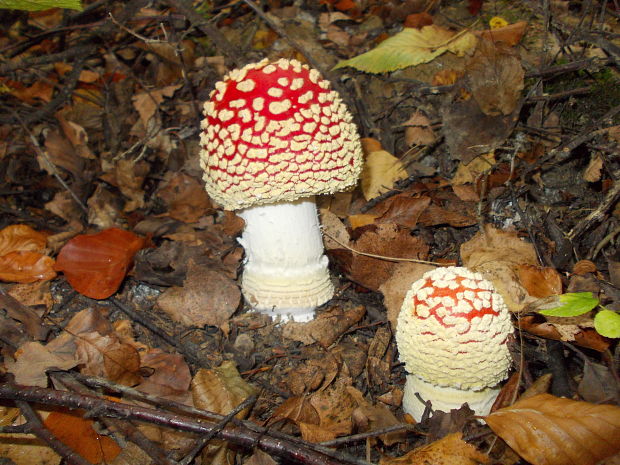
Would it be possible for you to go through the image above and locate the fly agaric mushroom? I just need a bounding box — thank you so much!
[199,58,363,322]
[396,266,513,420]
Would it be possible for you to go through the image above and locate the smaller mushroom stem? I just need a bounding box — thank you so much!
[403,374,501,421]
[237,197,334,322]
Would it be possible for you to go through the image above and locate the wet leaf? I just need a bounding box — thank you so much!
[54,228,146,299]
[380,432,489,465]
[485,394,620,465]
[334,26,477,73]
[44,409,121,464]
[0,251,56,283]
[0,224,48,255]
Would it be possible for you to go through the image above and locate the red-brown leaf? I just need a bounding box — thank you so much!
[0,251,56,283]
[55,228,145,299]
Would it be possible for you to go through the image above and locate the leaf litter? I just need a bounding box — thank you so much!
[0,1,620,465]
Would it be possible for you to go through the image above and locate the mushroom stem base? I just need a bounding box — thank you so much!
[403,374,500,421]
[238,198,333,322]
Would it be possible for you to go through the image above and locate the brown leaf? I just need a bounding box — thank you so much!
[0,252,56,283]
[347,386,405,446]
[0,225,48,255]
[269,396,320,426]
[157,172,213,223]
[282,304,365,346]
[304,382,356,442]
[460,224,538,311]
[348,224,429,291]
[573,260,597,276]
[157,263,240,328]
[114,159,149,212]
[54,228,146,299]
[376,196,431,228]
[132,84,182,125]
[485,394,620,465]
[6,341,78,386]
[136,350,191,397]
[380,432,489,465]
[191,361,256,417]
[379,262,438,329]
[466,40,524,116]
[476,21,528,46]
[44,409,121,464]
[517,265,563,298]
[76,332,142,386]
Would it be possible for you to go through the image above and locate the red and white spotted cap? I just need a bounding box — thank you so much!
[396,266,513,391]
[199,58,363,210]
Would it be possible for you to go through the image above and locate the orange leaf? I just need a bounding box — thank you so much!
[0,251,56,283]
[0,224,48,255]
[44,409,121,464]
[55,228,145,299]
[485,394,620,465]
[517,264,563,298]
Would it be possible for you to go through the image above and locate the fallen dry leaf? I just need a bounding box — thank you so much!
[461,224,538,311]
[282,304,365,346]
[380,262,438,329]
[132,84,182,125]
[0,251,56,283]
[156,172,213,223]
[517,264,563,298]
[466,40,524,116]
[0,432,61,465]
[0,224,48,255]
[345,223,429,291]
[54,228,146,299]
[485,394,620,465]
[5,341,78,386]
[302,381,356,442]
[361,147,408,200]
[347,386,405,446]
[157,263,240,328]
[136,350,192,398]
[44,409,121,464]
[380,432,489,465]
[476,21,528,46]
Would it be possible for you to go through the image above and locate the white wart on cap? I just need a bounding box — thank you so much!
[396,266,513,420]
[199,59,363,321]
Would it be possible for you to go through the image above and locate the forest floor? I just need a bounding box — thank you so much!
[1,1,620,464]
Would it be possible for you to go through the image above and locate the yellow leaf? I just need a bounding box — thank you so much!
[485,393,620,465]
[334,25,477,73]
[361,150,407,200]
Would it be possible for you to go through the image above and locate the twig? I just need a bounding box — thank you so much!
[179,395,257,465]
[57,372,375,465]
[0,383,370,465]
[319,423,420,447]
[324,231,444,266]
[16,400,93,465]
[164,0,242,66]
[567,177,620,240]
[108,297,205,368]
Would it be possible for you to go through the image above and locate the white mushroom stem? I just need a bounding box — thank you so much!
[237,197,334,322]
[403,374,501,421]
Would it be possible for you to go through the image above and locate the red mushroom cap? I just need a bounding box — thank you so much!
[199,59,363,210]
[396,266,513,390]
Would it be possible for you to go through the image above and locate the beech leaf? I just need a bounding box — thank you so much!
[485,393,620,465]
[594,309,620,338]
[54,228,145,299]
[539,292,599,317]
[334,26,477,73]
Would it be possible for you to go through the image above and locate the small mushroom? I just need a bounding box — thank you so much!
[200,59,363,322]
[396,266,513,420]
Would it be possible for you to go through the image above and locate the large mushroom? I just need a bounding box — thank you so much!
[396,266,513,420]
[200,58,363,322]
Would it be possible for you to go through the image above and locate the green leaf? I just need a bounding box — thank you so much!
[539,292,599,317]
[0,0,82,11]
[333,25,477,74]
[594,309,620,338]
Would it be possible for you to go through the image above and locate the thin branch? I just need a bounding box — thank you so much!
[0,383,370,465]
